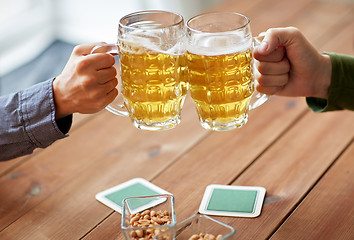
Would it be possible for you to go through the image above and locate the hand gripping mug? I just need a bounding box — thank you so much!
[91,11,188,131]
[186,12,268,131]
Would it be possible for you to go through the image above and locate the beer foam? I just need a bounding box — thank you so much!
[119,30,185,55]
[187,33,252,56]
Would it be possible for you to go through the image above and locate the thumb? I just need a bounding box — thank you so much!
[256,27,298,55]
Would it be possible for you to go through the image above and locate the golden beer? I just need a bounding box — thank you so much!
[119,47,188,127]
[186,48,254,130]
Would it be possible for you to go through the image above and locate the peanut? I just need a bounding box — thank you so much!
[189,234,200,240]
[128,210,172,240]
[138,219,151,226]
[135,229,143,238]
[187,233,224,240]
[130,215,140,225]
[142,210,151,216]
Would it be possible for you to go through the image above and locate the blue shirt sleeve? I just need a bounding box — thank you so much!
[0,79,72,161]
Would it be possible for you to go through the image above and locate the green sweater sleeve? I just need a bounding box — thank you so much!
[306,53,354,112]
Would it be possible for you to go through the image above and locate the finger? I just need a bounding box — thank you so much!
[86,78,117,104]
[88,86,118,113]
[254,45,285,62]
[256,57,290,75]
[93,78,118,95]
[105,88,119,105]
[78,53,115,72]
[96,67,117,84]
[91,53,115,70]
[256,73,289,87]
[72,42,107,56]
[101,78,118,93]
[255,84,283,95]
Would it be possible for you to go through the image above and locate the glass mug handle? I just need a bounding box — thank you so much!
[90,44,129,117]
[249,36,269,110]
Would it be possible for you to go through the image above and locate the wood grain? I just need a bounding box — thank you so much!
[270,141,354,240]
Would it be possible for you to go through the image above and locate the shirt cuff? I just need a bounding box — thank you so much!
[20,79,71,148]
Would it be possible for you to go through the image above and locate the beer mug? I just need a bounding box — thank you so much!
[186,12,268,131]
[92,11,187,131]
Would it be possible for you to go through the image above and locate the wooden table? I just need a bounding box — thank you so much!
[1,0,353,239]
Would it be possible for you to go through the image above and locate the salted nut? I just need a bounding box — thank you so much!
[188,233,223,240]
[129,210,172,240]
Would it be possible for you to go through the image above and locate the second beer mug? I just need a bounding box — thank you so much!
[92,11,187,131]
[186,12,268,131]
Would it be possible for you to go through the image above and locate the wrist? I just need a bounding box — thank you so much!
[52,77,73,119]
[312,54,332,99]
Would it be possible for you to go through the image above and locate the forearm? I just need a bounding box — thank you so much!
[0,79,72,161]
[310,54,332,99]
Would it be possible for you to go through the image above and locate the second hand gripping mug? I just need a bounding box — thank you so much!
[186,12,268,131]
[92,10,188,131]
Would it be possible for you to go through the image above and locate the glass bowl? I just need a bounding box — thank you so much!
[154,213,236,240]
[122,194,176,240]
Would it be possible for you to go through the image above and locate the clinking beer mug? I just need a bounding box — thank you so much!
[186,12,268,131]
[93,11,267,131]
[91,10,188,131]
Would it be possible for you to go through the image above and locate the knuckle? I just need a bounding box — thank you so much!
[287,26,300,34]
[94,53,115,66]
[110,67,117,77]
[256,85,273,95]
[256,75,266,85]
[72,45,82,54]
[287,26,302,38]
[76,58,91,73]
[110,88,119,100]
[106,53,116,65]
[111,78,118,88]
[102,54,115,68]
[81,76,95,88]
[105,67,117,79]
[266,28,275,34]
[257,62,267,74]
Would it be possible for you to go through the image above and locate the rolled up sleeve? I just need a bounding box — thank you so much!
[0,79,72,161]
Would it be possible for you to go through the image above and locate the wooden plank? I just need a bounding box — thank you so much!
[243,0,316,35]
[0,97,208,238]
[214,110,354,239]
[0,156,28,177]
[270,141,354,240]
[207,0,266,14]
[291,0,354,50]
[209,0,317,36]
[319,17,354,55]
[82,96,308,240]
